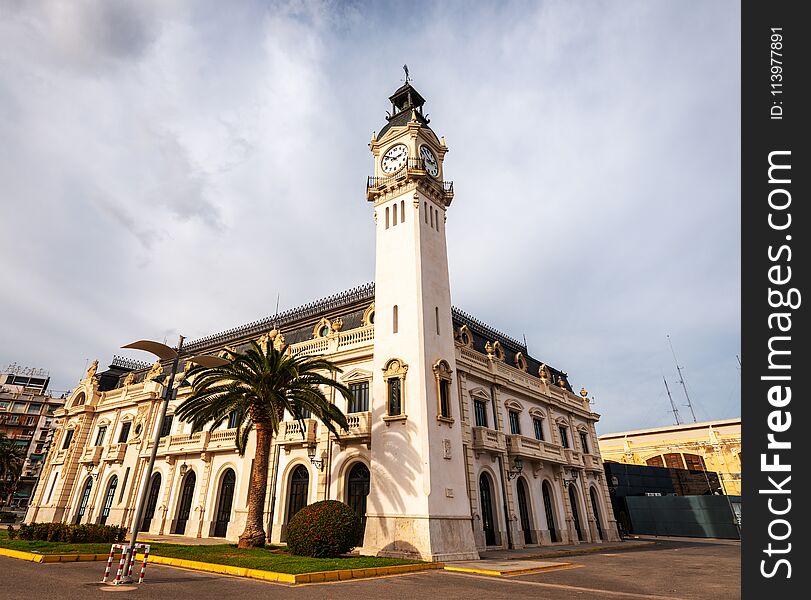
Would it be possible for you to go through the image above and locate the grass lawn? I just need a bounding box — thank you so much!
[0,529,422,574]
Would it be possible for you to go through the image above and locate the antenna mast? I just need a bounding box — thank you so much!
[667,335,697,423]
[663,376,682,425]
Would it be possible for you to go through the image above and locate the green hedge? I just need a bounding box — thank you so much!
[286,500,361,558]
[7,522,127,543]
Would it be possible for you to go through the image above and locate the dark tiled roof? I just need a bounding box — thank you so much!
[377,108,431,140]
[99,281,570,392]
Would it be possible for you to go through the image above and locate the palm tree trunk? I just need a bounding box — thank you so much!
[238,421,272,548]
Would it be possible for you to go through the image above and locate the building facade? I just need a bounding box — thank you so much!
[598,418,742,496]
[1,366,65,508]
[26,83,619,560]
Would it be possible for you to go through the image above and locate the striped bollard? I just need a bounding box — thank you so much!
[113,545,129,585]
[138,545,151,584]
[101,546,116,582]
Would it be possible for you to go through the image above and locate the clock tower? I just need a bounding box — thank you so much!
[362,81,479,561]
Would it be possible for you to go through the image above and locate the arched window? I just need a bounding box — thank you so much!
[435,306,440,335]
[213,469,236,537]
[346,463,370,544]
[430,206,434,228]
[479,473,497,546]
[173,471,196,534]
[568,485,583,541]
[392,305,398,334]
[542,480,558,542]
[74,477,93,524]
[424,202,428,223]
[286,465,309,523]
[383,359,408,418]
[589,487,604,541]
[516,477,533,544]
[100,475,118,525]
[385,206,390,229]
[400,200,405,223]
[393,202,398,226]
[141,473,162,532]
[73,392,86,407]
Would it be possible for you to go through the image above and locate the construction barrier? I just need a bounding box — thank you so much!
[101,543,150,585]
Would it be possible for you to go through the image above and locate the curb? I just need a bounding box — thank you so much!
[484,541,655,561]
[444,562,577,577]
[0,548,109,563]
[136,554,443,584]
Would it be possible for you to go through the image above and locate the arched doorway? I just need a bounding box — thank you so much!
[590,487,604,541]
[141,473,161,532]
[516,478,533,544]
[74,477,93,524]
[542,481,558,543]
[173,471,196,534]
[568,484,583,541]
[346,463,370,544]
[286,465,309,523]
[213,470,236,538]
[479,473,497,546]
[99,476,118,525]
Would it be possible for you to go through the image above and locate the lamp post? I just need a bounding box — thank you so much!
[116,335,228,584]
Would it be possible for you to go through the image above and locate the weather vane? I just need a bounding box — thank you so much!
[403,64,410,83]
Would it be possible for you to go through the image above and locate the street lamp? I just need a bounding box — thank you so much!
[115,335,228,584]
[506,457,524,480]
[306,443,326,471]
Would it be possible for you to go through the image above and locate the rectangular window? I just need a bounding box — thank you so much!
[295,407,312,419]
[579,431,590,453]
[439,380,451,418]
[349,381,369,413]
[387,378,402,416]
[119,467,130,503]
[11,402,26,413]
[509,411,521,435]
[533,418,545,441]
[94,426,107,446]
[664,453,684,469]
[25,416,35,425]
[27,403,42,414]
[159,415,173,438]
[61,429,74,449]
[474,399,488,428]
[684,454,707,471]
[118,422,131,443]
[559,425,569,448]
[227,410,240,429]
[646,455,665,468]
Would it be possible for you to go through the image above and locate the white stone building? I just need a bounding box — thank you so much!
[25,82,619,560]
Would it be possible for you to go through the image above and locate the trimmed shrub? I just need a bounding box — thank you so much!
[285,500,361,558]
[7,523,126,543]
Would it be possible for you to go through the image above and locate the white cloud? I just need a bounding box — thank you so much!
[0,0,740,432]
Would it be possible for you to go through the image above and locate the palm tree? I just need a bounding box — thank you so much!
[176,339,351,549]
[0,433,26,507]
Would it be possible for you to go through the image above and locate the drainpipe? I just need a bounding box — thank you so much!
[491,383,513,550]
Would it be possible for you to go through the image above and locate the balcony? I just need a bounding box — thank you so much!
[208,428,238,451]
[50,448,67,465]
[366,159,454,202]
[103,443,128,463]
[78,446,103,465]
[471,427,506,456]
[335,412,371,445]
[582,453,602,472]
[277,419,317,446]
[563,448,585,468]
[506,435,568,465]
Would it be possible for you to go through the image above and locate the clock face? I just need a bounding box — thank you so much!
[419,145,439,177]
[381,143,408,174]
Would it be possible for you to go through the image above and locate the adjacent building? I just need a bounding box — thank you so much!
[26,82,619,560]
[0,366,66,508]
[598,418,742,496]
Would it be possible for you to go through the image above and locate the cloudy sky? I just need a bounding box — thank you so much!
[0,0,740,433]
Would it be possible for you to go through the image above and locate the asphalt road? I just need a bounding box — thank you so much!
[0,539,740,600]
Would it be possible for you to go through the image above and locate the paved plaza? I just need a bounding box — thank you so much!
[0,538,740,600]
